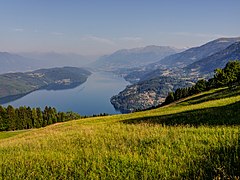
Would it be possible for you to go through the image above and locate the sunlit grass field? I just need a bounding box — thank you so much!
[0,87,240,179]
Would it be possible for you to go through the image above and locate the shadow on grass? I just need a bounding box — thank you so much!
[182,138,240,179]
[123,101,240,126]
[181,87,240,106]
[124,100,240,179]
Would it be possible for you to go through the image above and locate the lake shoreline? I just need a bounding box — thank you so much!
[2,71,129,116]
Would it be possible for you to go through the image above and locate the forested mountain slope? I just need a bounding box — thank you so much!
[185,41,240,74]
[0,67,91,103]
[150,37,240,68]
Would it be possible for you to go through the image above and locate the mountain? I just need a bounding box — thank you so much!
[185,42,240,75]
[123,37,240,83]
[0,67,91,103]
[110,37,240,113]
[0,52,39,73]
[0,52,96,74]
[150,37,240,68]
[91,45,180,71]
[20,52,97,68]
[111,76,193,113]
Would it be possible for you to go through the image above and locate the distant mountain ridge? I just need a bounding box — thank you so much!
[150,37,240,68]
[91,45,181,71]
[185,41,240,74]
[0,52,38,73]
[20,52,96,68]
[0,52,95,74]
[110,37,240,113]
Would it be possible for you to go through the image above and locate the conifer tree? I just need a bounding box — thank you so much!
[6,105,16,131]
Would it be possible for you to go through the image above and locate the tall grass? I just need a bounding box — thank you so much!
[0,124,239,179]
[0,87,240,179]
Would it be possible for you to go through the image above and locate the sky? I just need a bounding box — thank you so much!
[0,0,239,56]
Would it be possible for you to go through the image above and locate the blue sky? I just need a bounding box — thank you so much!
[0,0,239,55]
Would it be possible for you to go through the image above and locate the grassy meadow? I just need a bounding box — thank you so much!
[0,87,240,179]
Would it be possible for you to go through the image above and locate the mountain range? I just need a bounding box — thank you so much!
[0,52,38,73]
[150,37,240,68]
[0,52,95,74]
[91,45,181,71]
[185,41,240,75]
[20,52,96,68]
[111,37,240,112]
[125,37,240,83]
[1,36,240,113]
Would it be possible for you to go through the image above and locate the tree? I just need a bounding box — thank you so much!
[0,105,80,131]
[47,107,53,125]
[43,106,49,126]
[57,112,65,122]
[6,105,16,131]
[162,60,240,108]
[224,60,240,86]
[206,78,216,89]
[214,61,240,87]
[32,108,40,128]
[194,79,207,93]
[181,88,189,98]
[17,107,26,130]
[50,107,58,124]
[164,92,175,105]
[214,68,228,87]
[0,106,7,131]
[174,88,182,101]
[26,106,33,129]
[36,107,43,127]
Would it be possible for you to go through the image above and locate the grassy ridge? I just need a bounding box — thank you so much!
[0,87,240,179]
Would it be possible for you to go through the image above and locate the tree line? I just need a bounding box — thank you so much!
[163,60,240,105]
[0,106,80,131]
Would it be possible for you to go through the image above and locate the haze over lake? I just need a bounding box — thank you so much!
[2,71,129,115]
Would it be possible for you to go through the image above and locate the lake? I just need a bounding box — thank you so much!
[2,71,129,115]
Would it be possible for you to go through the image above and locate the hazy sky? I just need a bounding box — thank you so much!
[0,0,239,55]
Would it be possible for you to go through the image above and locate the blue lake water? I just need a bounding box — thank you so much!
[2,71,129,115]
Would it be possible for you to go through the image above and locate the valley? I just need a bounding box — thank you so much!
[1,37,240,114]
[107,37,240,112]
[1,1,240,179]
[2,71,129,116]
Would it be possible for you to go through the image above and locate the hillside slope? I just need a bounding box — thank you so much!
[0,86,240,179]
[91,45,180,71]
[150,37,240,68]
[0,52,40,74]
[185,41,240,75]
[111,76,193,113]
[0,52,94,74]
[0,67,91,103]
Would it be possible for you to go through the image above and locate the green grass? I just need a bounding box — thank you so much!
[0,130,29,140]
[0,87,240,179]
